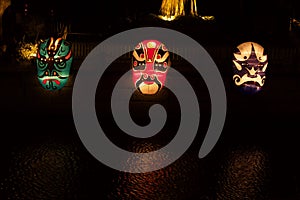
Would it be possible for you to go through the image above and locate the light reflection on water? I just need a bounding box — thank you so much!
[107,141,207,200]
[215,146,271,200]
[0,135,209,199]
[0,139,272,199]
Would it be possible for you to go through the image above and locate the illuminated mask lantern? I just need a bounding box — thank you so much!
[132,40,170,95]
[36,37,73,91]
[232,42,268,94]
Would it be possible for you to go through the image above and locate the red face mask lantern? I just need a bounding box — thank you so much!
[132,40,171,95]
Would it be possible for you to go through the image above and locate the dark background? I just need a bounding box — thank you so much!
[7,0,300,34]
[1,0,300,199]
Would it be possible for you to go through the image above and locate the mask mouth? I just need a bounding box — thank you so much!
[38,72,68,79]
[143,81,155,85]
[135,76,162,95]
[138,82,161,95]
[136,75,161,88]
[243,81,261,88]
[38,74,68,85]
[42,78,61,85]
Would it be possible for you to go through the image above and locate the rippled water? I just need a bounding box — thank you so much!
[0,139,81,200]
[215,146,271,200]
[0,134,211,199]
[0,109,295,200]
[107,141,206,200]
[0,138,275,199]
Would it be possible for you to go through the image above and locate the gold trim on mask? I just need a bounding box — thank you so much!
[233,60,242,71]
[234,42,267,62]
[133,43,170,64]
[155,51,169,63]
[132,50,145,62]
[233,74,266,87]
[262,63,268,72]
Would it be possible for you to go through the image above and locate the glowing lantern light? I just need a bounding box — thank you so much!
[232,42,268,94]
[132,40,171,95]
[36,37,73,91]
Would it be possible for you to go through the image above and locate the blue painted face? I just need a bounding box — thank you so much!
[36,37,73,91]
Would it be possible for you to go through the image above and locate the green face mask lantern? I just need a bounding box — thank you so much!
[36,37,73,91]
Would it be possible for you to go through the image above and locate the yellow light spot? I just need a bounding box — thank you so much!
[201,16,215,21]
[17,42,38,62]
[147,42,156,48]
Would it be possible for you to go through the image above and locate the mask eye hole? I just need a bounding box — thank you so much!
[38,57,47,68]
[55,59,66,69]
[154,60,169,72]
[132,59,146,71]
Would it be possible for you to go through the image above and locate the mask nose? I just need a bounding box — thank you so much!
[246,66,257,76]
[144,62,156,79]
[47,58,55,72]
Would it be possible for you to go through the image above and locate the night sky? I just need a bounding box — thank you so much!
[11,0,299,27]
[4,0,299,47]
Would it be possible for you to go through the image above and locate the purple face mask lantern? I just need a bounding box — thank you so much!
[232,42,268,94]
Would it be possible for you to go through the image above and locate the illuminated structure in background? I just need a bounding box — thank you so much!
[158,0,215,21]
[232,42,268,94]
[36,37,73,91]
[159,0,198,21]
[17,40,38,62]
[132,40,171,95]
